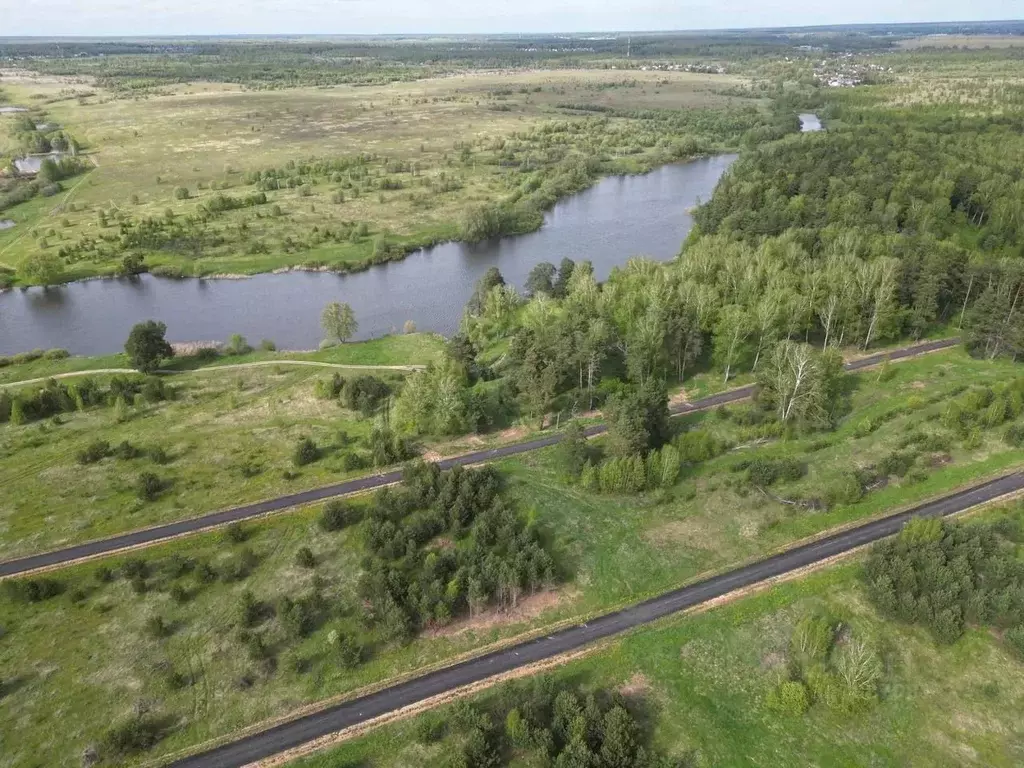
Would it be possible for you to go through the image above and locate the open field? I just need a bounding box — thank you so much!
[898,34,1024,49]
[2,347,1023,766]
[293,509,1024,768]
[0,68,764,283]
[0,334,445,558]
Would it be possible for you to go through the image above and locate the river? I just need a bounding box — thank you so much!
[0,116,824,356]
[0,155,739,355]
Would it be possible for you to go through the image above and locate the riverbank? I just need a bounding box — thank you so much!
[0,156,737,355]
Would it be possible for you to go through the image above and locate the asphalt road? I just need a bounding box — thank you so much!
[169,468,1024,768]
[0,337,959,579]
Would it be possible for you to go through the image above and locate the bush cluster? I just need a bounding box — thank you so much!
[864,517,1024,646]
[359,462,555,641]
[0,374,168,426]
[423,676,666,768]
[766,613,882,717]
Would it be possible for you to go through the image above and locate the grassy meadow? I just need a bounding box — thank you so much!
[0,68,760,282]
[0,334,445,558]
[2,347,1023,766]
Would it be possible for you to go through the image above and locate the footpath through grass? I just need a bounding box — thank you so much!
[0,333,444,385]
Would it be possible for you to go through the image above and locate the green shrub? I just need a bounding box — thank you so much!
[878,450,917,478]
[114,440,141,460]
[238,590,263,628]
[137,472,163,501]
[579,461,599,492]
[295,546,316,568]
[121,558,149,580]
[12,349,43,365]
[224,522,248,544]
[43,348,69,360]
[293,437,319,467]
[336,633,364,669]
[149,446,170,465]
[101,712,166,758]
[77,439,111,465]
[1006,625,1024,660]
[145,615,170,639]
[825,473,863,507]
[766,680,810,716]
[259,339,277,352]
[1004,424,1024,448]
[962,427,983,450]
[415,713,447,744]
[675,428,724,463]
[141,377,166,403]
[790,613,835,664]
[319,500,356,531]
[170,584,190,604]
[3,577,63,603]
[747,457,806,487]
[852,418,877,438]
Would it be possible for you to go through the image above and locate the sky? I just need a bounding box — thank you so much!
[2,0,1021,37]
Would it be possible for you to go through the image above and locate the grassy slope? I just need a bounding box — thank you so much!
[294,511,1024,768]
[1,349,1022,766]
[0,69,756,281]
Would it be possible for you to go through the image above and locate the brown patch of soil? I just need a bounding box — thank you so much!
[426,536,454,551]
[761,651,787,670]
[617,672,652,697]
[928,453,954,468]
[668,390,691,407]
[645,518,718,551]
[500,426,528,441]
[424,589,575,639]
[910,380,928,390]
[422,450,443,463]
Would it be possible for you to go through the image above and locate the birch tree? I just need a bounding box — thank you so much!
[713,304,751,385]
[757,341,845,429]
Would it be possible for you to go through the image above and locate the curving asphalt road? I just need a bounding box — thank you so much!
[168,469,1024,768]
[0,337,959,579]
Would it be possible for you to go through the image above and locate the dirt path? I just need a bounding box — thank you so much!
[0,359,425,388]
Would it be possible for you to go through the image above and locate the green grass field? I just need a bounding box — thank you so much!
[293,509,1024,768]
[0,68,760,283]
[0,334,445,557]
[1,347,1022,767]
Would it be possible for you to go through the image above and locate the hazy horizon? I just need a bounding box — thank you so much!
[3,1,1022,38]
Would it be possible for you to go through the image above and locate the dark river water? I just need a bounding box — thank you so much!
[0,154,739,355]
